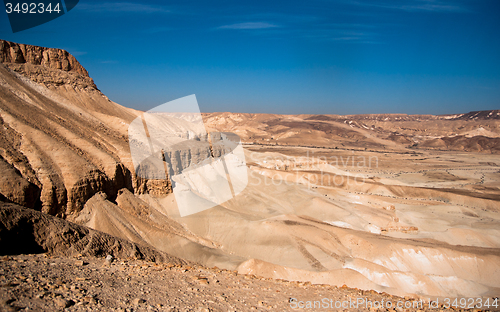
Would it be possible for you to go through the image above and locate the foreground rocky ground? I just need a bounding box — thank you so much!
[0,254,482,312]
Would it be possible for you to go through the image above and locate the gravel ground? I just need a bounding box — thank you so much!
[0,254,484,312]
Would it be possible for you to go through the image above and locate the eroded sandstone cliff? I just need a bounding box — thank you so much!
[0,39,171,217]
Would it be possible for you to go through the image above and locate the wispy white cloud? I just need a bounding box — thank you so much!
[346,0,466,13]
[329,37,382,44]
[331,36,361,41]
[324,23,377,29]
[244,13,319,23]
[77,2,170,14]
[387,3,464,12]
[299,23,382,44]
[217,22,280,30]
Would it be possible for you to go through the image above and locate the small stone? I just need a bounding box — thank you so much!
[82,296,97,305]
[105,255,113,262]
[55,298,73,308]
[196,277,209,285]
[2,298,15,305]
[132,298,146,305]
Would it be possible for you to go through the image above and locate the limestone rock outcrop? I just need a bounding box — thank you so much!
[0,39,89,76]
[0,39,168,216]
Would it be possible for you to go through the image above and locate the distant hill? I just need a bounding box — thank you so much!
[441,110,500,120]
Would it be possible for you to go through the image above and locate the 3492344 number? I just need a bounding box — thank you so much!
[5,2,61,14]
[442,297,499,309]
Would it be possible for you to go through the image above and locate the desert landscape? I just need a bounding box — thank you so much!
[1,39,500,311]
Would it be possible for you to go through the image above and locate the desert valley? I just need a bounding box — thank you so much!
[1,39,500,311]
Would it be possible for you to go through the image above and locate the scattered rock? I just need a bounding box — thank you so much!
[132,298,146,305]
[0,254,454,312]
[54,298,73,309]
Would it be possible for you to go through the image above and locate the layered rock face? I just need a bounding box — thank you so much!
[0,39,89,76]
[0,39,97,92]
[0,39,170,216]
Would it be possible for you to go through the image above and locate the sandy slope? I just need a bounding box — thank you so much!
[73,145,500,298]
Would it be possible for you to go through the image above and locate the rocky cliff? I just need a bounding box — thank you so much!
[0,39,96,91]
[0,39,88,75]
[0,39,171,217]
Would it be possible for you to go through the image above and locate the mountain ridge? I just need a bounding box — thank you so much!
[0,39,89,77]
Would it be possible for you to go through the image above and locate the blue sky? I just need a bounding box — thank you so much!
[1,0,499,114]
